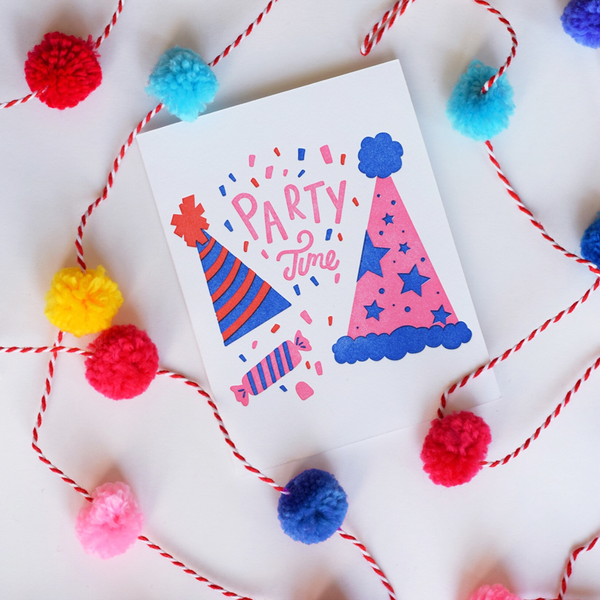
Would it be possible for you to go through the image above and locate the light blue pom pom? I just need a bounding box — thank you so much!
[562,0,600,48]
[277,469,348,544]
[146,47,218,122]
[446,60,515,141]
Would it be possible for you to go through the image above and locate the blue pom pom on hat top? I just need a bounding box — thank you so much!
[562,0,600,48]
[277,469,348,544]
[146,47,218,122]
[446,60,515,141]
[581,212,600,266]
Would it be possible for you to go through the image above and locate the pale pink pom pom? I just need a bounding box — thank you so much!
[75,482,144,559]
[469,584,521,600]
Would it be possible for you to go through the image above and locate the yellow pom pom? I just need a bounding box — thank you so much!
[45,266,124,337]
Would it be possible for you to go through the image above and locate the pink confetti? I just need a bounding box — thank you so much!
[300,310,312,324]
[320,145,333,164]
[335,273,340,284]
[315,361,323,376]
[283,169,288,177]
[295,381,314,401]
[261,249,269,259]
[249,154,256,167]
[252,340,258,349]
[265,165,273,179]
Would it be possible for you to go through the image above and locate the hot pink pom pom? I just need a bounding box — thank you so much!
[469,584,521,600]
[421,411,491,487]
[75,482,144,559]
[85,324,159,400]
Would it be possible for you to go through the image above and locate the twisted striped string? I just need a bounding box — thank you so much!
[75,0,281,271]
[0,0,126,109]
[361,0,517,94]
[556,533,599,600]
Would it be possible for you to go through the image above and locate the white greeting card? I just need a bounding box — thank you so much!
[138,60,498,468]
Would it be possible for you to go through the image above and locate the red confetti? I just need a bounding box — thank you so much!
[352,197,359,206]
[328,316,333,326]
[251,178,259,188]
[338,233,343,241]
[341,153,346,165]
[243,241,249,252]
[305,361,311,369]
[274,147,281,156]
[271,324,280,333]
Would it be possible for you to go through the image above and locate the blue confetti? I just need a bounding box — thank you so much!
[229,173,236,182]
[310,276,319,287]
[325,228,332,241]
[280,385,288,392]
[293,284,301,296]
[298,169,305,177]
[219,185,226,196]
[224,220,233,232]
[298,148,306,161]
[239,354,247,362]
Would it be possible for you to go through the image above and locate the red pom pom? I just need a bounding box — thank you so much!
[85,325,159,400]
[421,411,491,487]
[24,32,102,109]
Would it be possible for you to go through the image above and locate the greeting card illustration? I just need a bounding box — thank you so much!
[333,133,472,364]
[138,60,499,468]
[230,330,311,405]
[171,194,291,346]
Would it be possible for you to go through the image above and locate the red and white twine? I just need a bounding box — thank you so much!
[556,533,599,600]
[0,90,40,110]
[94,0,126,49]
[361,0,517,94]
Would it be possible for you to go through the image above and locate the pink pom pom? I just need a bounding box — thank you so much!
[75,482,144,559]
[85,324,159,400]
[421,411,491,487]
[469,584,521,600]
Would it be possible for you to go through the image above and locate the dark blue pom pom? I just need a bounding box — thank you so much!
[562,0,600,48]
[581,213,600,265]
[358,132,404,179]
[277,469,348,544]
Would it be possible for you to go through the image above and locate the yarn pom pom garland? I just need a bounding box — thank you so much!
[469,584,521,600]
[561,0,600,48]
[277,469,348,544]
[75,482,144,559]
[581,212,600,266]
[447,60,515,141]
[44,266,123,337]
[146,47,218,122]
[24,32,102,109]
[421,411,491,487]
[85,325,159,400]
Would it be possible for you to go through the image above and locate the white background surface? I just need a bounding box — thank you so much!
[1,1,600,599]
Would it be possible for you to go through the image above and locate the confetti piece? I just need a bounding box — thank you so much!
[249,154,256,167]
[271,323,280,333]
[340,153,346,165]
[334,273,340,284]
[265,165,273,179]
[251,177,259,188]
[298,169,305,177]
[296,381,314,401]
[310,276,319,286]
[298,148,306,161]
[300,310,312,324]
[283,169,288,177]
[243,241,249,252]
[229,173,237,182]
[352,197,359,206]
[261,249,269,259]
[274,147,281,157]
[224,220,233,232]
[219,185,227,196]
[239,354,247,362]
[338,232,343,241]
[325,228,332,241]
[252,340,258,349]
[315,361,323,376]
[293,284,300,296]
[305,361,311,369]
[328,316,333,326]
[280,385,287,392]
[320,144,333,164]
